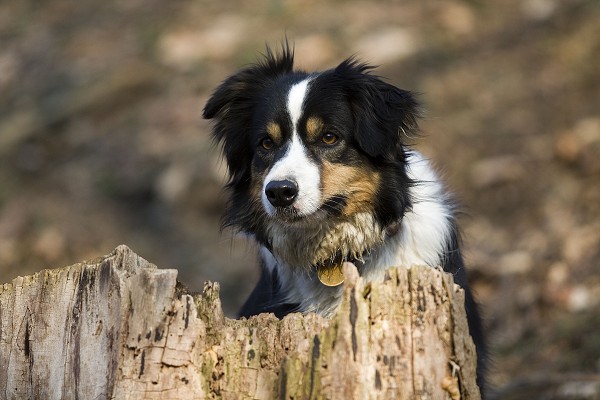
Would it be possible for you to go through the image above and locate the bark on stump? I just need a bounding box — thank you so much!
[0,245,480,399]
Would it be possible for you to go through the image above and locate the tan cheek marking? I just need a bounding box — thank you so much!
[266,121,282,143]
[321,163,357,198]
[321,162,381,216]
[305,117,324,142]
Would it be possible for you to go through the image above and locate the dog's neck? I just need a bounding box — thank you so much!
[263,212,389,271]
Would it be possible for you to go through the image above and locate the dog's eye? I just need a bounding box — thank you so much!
[321,133,339,145]
[260,137,274,150]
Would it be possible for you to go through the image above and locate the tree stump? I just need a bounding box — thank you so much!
[0,245,480,399]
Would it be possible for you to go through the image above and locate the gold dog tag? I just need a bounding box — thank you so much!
[317,262,345,287]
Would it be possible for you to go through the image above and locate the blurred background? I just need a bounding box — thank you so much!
[1,0,599,397]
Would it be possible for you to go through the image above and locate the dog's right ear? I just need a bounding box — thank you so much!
[334,57,421,161]
[203,44,295,185]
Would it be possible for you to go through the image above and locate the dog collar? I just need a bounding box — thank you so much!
[315,254,365,287]
[316,261,346,287]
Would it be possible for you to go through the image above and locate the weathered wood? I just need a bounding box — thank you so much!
[0,245,480,399]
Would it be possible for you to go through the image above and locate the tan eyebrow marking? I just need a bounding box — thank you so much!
[266,121,282,142]
[305,116,325,141]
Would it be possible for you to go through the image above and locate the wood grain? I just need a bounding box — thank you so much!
[0,245,480,399]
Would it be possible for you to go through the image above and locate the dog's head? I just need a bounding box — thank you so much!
[204,44,421,244]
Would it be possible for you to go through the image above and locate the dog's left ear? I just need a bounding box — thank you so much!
[335,58,421,160]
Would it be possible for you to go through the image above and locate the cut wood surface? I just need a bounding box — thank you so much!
[0,245,480,399]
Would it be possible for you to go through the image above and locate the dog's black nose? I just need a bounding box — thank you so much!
[265,180,298,207]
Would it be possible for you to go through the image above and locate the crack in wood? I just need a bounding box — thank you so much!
[349,288,358,362]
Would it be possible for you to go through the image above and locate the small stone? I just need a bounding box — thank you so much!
[568,285,591,312]
[522,0,558,21]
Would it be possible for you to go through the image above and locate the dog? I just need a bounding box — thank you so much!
[203,44,486,389]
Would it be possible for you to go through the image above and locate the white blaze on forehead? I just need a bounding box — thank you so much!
[261,78,322,217]
[287,78,311,129]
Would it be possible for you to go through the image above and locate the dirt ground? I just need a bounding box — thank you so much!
[1,0,599,397]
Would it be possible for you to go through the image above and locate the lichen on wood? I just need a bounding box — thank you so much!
[0,245,480,399]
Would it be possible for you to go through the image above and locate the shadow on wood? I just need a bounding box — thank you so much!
[0,245,480,399]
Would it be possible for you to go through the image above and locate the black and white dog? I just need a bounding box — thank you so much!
[203,44,486,387]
